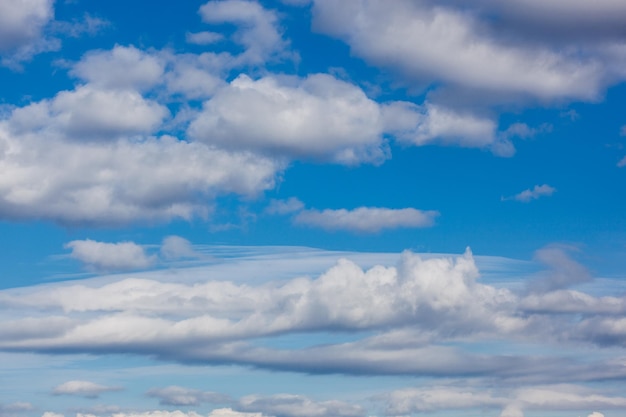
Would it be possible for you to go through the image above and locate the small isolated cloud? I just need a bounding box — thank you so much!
[503,184,556,202]
[618,156,626,167]
[265,197,305,215]
[588,412,605,417]
[147,386,231,406]
[294,207,439,233]
[65,239,156,271]
[52,380,122,398]
[160,236,201,260]
[186,31,224,45]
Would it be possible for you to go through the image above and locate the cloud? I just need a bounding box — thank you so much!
[65,239,156,271]
[71,45,165,92]
[147,386,231,406]
[382,101,518,156]
[186,31,224,45]
[293,207,439,233]
[52,380,122,398]
[198,0,289,65]
[160,236,201,260]
[3,246,626,380]
[265,198,305,215]
[0,402,33,417]
[0,127,279,224]
[311,0,603,102]
[383,384,626,417]
[0,0,55,64]
[9,84,169,141]
[528,245,592,293]
[238,394,364,417]
[503,184,556,202]
[188,73,388,165]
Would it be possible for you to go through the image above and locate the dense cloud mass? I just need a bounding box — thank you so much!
[2,1,626,417]
[2,248,626,380]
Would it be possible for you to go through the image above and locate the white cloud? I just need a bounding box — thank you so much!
[52,380,122,398]
[3,246,626,381]
[160,236,201,260]
[9,85,169,141]
[42,413,65,417]
[265,198,305,215]
[71,45,165,92]
[504,184,556,203]
[188,73,388,165]
[238,394,364,417]
[588,412,605,417]
[198,0,288,65]
[147,386,231,406]
[618,155,626,167]
[384,387,504,415]
[0,123,280,224]
[112,412,204,417]
[383,101,511,154]
[0,0,54,54]
[186,31,224,45]
[311,0,604,101]
[207,409,263,417]
[293,207,439,233]
[65,239,156,271]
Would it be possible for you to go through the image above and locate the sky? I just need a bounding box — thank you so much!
[1,0,626,416]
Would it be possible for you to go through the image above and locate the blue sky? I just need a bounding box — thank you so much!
[1,1,626,417]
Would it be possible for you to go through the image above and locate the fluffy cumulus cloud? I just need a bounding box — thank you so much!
[188,74,388,164]
[52,380,122,398]
[65,240,155,271]
[4,247,626,376]
[0,127,279,224]
[198,0,288,65]
[70,45,165,92]
[294,207,439,233]
[310,0,611,102]
[382,101,512,155]
[9,85,169,141]
[0,0,55,62]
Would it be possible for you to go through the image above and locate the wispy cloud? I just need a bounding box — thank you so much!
[52,380,122,398]
[503,184,556,202]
